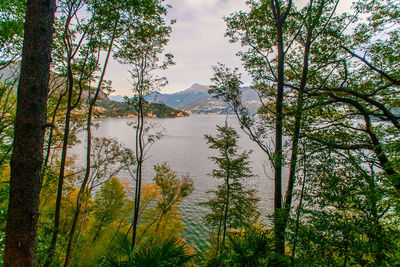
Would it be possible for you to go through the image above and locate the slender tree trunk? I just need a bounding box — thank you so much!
[74,193,91,245]
[132,91,145,250]
[43,88,67,170]
[365,166,385,265]
[282,33,312,236]
[4,0,56,266]
[290,161,307,267]
[215,208,224,256]
[270,0,292,257]
[155,212,165,233]
[45,64,74,267]
[137,214,161,244]
[222,178,230,248]
[92,217,106,242]
[274,20,286,257]
[45,5,87,264]
[343,235,348,267]
[64,24,117,266]
[109,215,127,245]
[222,141,231,248]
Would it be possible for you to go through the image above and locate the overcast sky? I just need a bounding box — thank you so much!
[105,0,352,96]
[105,0,250,96]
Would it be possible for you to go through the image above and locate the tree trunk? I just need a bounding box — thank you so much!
[63,23,117,267]
[4,0,56,266]
[132,92,145,250]
[43,88,67,171]
[215,207,224,256]
[270,0,292,256]
[282,32,312,238]
[45,65,74,267]
[92,217,106,242]
[290,160,307,267]
[222,136,231,248]
[45,5,86,264]
[274,19,285,257]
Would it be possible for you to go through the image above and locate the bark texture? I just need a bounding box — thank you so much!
[4,0,56,266]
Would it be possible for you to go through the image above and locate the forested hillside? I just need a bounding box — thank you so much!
[96,99,189,118]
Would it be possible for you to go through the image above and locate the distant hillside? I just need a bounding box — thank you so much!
[95,99,189,118]
[0,63,188,119]
[147,83,261,114]
[109,95,125,102]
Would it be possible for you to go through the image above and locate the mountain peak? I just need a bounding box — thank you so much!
[190,83,204,89]
[185,83,210,93]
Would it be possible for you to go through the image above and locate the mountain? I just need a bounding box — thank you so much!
[147,83,260,114]
[109,95,125,102]
[147,83,209,108]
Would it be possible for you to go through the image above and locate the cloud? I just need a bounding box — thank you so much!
[158,0,250,93]
[108,0,352,96]
[107,0,250,95]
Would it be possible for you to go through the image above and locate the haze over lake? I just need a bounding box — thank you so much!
[72,114,287,250]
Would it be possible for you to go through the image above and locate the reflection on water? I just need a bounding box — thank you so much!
[72,114,282,251]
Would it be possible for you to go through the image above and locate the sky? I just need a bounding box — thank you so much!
[105,0,352,96]
[106,0,250,96]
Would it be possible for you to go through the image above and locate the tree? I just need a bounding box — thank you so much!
[0,0,25,70]
[45,0,163,264]
[64,137,134,265]
[91,177,126,242]
[63,5,120,263]
[211,0,349,258]
[202,123,259,255]
[290,147,400,266]
[4,0,56,265]
[45,2,98,263]
[137,163,194,244]
[284,1,400,262]
[303,0,400,191]
[212,0,294,255]
[114,3,173,248]
[0,0,25,165]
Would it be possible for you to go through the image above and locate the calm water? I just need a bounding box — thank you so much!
[72,115,284,250]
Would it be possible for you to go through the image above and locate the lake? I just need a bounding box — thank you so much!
[71,114,285,250]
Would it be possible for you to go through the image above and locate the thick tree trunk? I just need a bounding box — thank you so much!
[4,0,56,266]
